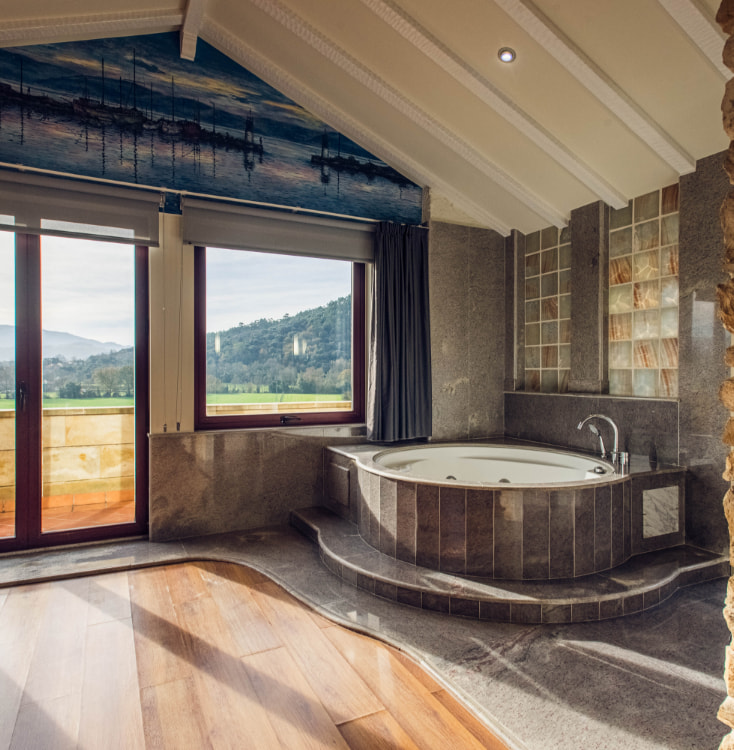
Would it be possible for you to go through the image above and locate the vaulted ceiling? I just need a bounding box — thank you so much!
[0,0,728,235]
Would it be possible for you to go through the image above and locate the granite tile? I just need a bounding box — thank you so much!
[523,490,550,579]
[611,482,625,566]
[379,476,397,558]
[422,592,451,614]
[623,592,644,614]
[395,481,417,564]
[439,486,466,574]
[396,586,422,608]
[511,603,542,624]
[375,579,397,601]
[571,601,600,622]
[542,603,572,624]
[594,485,612,571]
[466,489,494,575]
[550,490,574,578]
[479,601,511,622]
[575,488,595,576]
[357,573,375,593]
[643,588,660,610]
[494,490,524,579]
[599,598,624,620]
[451,597,480,619]
[416,484,440,570]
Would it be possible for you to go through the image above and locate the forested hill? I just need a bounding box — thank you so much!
[206,295,352,395]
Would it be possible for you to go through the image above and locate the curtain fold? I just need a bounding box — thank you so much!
[367,222,432,442]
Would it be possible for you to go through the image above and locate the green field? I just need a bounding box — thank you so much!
[0,393,344,410]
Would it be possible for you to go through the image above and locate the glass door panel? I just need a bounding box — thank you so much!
[0,232,15,539]
[40,237,136,533]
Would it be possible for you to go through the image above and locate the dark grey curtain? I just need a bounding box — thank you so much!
[367,222,432,442]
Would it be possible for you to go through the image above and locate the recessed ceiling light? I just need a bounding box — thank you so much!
[498,47,516,63]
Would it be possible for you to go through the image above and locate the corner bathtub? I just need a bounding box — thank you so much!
[325,442,631,580]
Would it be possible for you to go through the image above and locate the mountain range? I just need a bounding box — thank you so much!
[0,325,124,362]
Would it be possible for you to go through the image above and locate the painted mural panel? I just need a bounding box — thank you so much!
[0,33,422,223]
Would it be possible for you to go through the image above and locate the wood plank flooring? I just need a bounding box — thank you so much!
[0,561,509,749]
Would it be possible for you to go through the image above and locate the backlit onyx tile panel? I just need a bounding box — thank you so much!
[524,225,571,393]
[609,184,679,397]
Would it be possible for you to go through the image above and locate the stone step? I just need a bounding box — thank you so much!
[290,505,730,624]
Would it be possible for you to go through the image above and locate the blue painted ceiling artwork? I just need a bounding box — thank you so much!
[0,33,422,223]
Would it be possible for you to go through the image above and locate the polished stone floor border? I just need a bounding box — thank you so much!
[0,527,729,750]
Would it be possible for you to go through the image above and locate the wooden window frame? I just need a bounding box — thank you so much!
[194,246,365,430]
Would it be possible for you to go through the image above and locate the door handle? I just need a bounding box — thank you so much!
[17,381,27,412]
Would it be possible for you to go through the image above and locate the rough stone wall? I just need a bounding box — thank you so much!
[717,3,734,747]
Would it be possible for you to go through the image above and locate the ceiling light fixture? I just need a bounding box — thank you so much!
[498,47,516,63]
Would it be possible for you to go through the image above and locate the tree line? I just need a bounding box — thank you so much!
[0,294,352,400]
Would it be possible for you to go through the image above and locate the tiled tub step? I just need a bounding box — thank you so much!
[290,506,730,624]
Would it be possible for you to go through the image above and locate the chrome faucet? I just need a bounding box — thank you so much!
[577,413,626,467]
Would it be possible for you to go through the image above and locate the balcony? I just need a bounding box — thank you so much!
[0,406,135,536]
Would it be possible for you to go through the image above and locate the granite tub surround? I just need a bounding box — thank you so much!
[291,505,728,625]
[325,442,686,585]
[0,528,727,750]
[148,424,366,541]
[504,391,679,466]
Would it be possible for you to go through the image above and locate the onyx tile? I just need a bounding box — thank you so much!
[542,604,572,624]
[450,597,480,619]
[494,490,524,579]
[375,580,397,601]
[466,489,494,575]
[396,586,422,608]
[422,592,450,614]
[378,476,397,558]
[523,490,550,579]
[395,481,417,564]
[511,603,542,624]
[571,601,600,622]
[439,487,466,574]
[415,484,440,570]
[599,598,624,620]
[480,601,511,621]
[574,488,595,576]
[549,490,574,578]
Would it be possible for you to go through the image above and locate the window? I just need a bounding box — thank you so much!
[194,247,365,428]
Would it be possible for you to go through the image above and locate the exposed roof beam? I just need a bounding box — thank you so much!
[202,17,515,234]
[358,0,628,210]
[657,0,729,79]
[493,0,696,175]
[0,9,182,48]
[181,0,206,61]
[245,0,568,228]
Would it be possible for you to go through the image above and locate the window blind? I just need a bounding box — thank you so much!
[0,170,161,246]
[182,197,375,262]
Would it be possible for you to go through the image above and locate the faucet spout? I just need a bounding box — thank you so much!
[577,413,620,463]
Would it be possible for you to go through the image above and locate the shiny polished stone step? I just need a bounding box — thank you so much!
[291,505,730,624]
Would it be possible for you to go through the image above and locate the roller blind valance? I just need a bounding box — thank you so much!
[0,171,161,246]
[182,197,375,262]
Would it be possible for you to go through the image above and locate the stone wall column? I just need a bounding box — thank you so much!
[716,3,734,747]
[568,201,609,393]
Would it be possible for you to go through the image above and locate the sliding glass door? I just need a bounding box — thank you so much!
[0,233,148,551]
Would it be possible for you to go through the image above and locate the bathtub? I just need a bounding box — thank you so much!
[372,443,615,487]
[325,442,631,580]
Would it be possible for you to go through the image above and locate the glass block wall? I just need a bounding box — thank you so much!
[608,185,679,397]
[524,225,571,393]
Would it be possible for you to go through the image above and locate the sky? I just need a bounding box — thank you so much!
[0,233,350,347]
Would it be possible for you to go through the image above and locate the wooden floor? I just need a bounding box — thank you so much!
[0,561,508,749]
